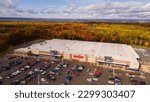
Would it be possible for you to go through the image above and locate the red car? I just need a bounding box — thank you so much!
[94,71,102,78]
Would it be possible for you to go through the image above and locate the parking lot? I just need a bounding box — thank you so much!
[0,55,150,85]
[135,48,150,65]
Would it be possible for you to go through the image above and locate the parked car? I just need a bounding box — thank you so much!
[20,67,25,71]
[54,66,61,71]
[50,69,59,75]
[41,78,49,84]
[41,78,47,82]
[42,71,47,75]
[11,79,20,85]
[139,81,146,85]
[94,71,102,78]
[108,80,115,85]
[92,77,99,81]
[9,60,22,67]
[24,65,30,69]
[66,70,70,74]
[43,63,50,68]
[115,81,122,85]
[20,80,28,85]
[48,76,56,82]
[87,78,93,83]
[28,71,34,75]
[78,65,85,72]
[72,71,80,77]
[65,75,72,82]
[60,83,67,85]
[108,76,121,81]
[60,62,68,67]
[0,76,4,80]
[72,65,85,72]
[35,67,43,73]
[109,69,113,73]
[5,73,13,79]
[51,61,55,64]
[72,65,78,71]
[1,64,11,71]
[16,66,23,70]
[12,70,22,76]
[130,80,146,85]
[128,74,135,78]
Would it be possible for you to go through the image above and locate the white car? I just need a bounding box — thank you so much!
[51,61,55,64]
[28,71,34,75]
[35,68,43,72]
[60,83,67,85]
[25,66,30,69]
[12,70,22,76]
[63,65,67,67]
[93,78,99,81]
[42,71,46,75]
[55,67,61,70]
[20,80,26,84]
[87,78,93,82]
[0,76,4,80]
[50,71,55,75]
[89,73,94,76]
[128,74,135,78]
[78,66,84,70]
[41,78,50,84]
[41,78,47,82]
[108,80,115,85]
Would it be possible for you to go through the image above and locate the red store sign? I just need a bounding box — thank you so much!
[73,55,84,59]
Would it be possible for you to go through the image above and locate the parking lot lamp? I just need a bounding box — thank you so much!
[113,64,115,77]
[38,75,40,85]
[62,52,64,64]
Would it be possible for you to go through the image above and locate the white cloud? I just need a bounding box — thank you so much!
[0,0,150,19]
[0,0,38,16]
[0,0,18,9]
[63,4,78,15]
[0,0,19,16]
[40,7,59,14]
[63,2,150,19]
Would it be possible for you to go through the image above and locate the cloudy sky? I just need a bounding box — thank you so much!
[0,0,150,19]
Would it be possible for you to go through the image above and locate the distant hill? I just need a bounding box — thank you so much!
[0,17,150,23]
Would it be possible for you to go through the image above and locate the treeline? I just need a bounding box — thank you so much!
[0,21,150,52]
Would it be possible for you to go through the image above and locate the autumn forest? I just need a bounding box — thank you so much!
[0,21,150,53]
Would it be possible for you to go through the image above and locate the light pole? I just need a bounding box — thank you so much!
[62,52,64,64]
[113,63,115,76]
[112,63,116,85]
[38,75,40,85]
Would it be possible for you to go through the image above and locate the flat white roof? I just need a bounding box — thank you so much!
[16,39,139,65]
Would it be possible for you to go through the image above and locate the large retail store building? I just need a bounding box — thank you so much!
[15,39,140,69]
